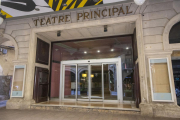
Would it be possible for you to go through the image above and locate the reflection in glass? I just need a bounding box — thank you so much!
[150,59,172,101]
[91,65,102,99]
[172,60,180,106]
[77,65,89,100]
[64,65,76,99]
[13,68,24,92]
[103,64,117,100]
[123,71,134,101]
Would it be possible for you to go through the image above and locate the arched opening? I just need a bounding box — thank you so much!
[0,34,16,107]
[169,21,180,44]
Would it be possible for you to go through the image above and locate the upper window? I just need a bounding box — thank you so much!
[169,22,180,44]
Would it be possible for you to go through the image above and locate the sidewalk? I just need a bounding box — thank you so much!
[0,108,179,120]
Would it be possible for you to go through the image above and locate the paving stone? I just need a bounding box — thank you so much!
[0,108,179,120]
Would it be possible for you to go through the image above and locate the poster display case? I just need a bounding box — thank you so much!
[11,65,26,97]
[149,58,174,102]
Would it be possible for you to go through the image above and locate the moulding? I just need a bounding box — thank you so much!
[145,50,173,56]
[3,34,19,60]
[13,60,28,63]
[163,13,180,50]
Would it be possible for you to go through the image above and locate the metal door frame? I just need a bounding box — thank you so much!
[60,58,122,103]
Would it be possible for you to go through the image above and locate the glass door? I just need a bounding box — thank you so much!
[90,64,103,101]
[77,64,89,101]
[61,58,122,102]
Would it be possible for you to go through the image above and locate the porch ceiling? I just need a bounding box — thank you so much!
[37,22,135,42]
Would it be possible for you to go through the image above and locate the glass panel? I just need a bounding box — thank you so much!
[12,65,25,97]
[64,65,76,99]
[172,60,180,106]
[150,59,172,101]
[103,64,117,100]
[51,35,133,99]
[91,65,102,99]
[123,70,134,101]
[77,65,89,100]
[53,35,132,61]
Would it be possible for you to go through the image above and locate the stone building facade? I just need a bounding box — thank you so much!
[0,0,180,118]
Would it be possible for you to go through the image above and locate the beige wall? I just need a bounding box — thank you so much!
[0,41,15,76]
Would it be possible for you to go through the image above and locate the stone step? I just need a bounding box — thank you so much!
[30,105,140,115]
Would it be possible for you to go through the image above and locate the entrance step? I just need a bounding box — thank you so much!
[30,102,140,115]
[30,105,140,115]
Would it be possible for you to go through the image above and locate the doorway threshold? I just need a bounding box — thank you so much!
[31,100,140,113]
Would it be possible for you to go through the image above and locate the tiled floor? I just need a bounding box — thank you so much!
[0,107,179,120]
[32,100,139,111]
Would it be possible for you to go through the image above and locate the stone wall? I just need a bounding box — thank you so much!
[1,0,180,118]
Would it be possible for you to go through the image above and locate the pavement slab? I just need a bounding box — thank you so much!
[0,108,179,120]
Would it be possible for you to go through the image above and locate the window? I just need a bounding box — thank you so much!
[169,22,180,44]
[149,58,173,102]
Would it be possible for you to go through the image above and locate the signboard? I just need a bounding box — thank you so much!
[0,0,126,18]
[33,6,133,27]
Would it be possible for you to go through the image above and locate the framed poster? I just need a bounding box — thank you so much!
[11,65,26,97]
[36,38,50,65]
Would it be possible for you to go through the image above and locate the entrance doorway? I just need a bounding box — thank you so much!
[61,58,122,102]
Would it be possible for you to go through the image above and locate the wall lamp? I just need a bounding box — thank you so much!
[104,25,107,32]
[57,31,61,37]
[134,0,146,5]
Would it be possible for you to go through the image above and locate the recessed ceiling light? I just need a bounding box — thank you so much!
[84,51,87,54]
[126,47,129,50]
[97,50,100,53]
[111,49,114,52]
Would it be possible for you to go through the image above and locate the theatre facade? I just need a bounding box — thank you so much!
[1,0,180,118]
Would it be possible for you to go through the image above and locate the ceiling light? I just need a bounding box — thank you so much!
[111,49,114,52]
[97,50,100,53]
[82,74,87,78]
[84,51,87,54]
[134,0,146,5]
[126,47,129,50]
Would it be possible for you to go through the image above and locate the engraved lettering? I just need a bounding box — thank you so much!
[83,12,89,20]
[52,16,57,23]
[65,15,70,22]
[94,10,100,18]
[126,6,133,14]
[33,19,39,26]
[46,17,51,25]
[40,18,45,26]
[112,8,118,16]
[118,7,125,15]
[59,16,64,23]
[77,13,83,20]
[102,9,107,17]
